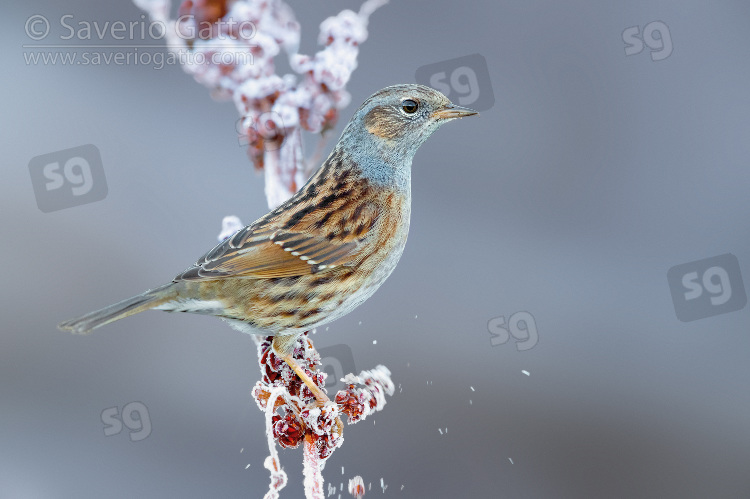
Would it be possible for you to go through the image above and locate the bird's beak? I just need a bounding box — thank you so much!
[431,104,479,120]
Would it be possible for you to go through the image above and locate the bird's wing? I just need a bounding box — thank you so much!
[175,203,379,281]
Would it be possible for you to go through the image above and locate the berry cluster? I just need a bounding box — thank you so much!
[252,333,393,463]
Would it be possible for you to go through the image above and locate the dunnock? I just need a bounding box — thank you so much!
[59,84,477,402]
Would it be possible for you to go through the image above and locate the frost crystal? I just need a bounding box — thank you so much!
[348,475,365,498]
[218,215,244,241]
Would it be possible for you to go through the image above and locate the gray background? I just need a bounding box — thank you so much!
[3,1,750,498]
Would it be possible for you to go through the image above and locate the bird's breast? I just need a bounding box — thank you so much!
[325,188,411,320]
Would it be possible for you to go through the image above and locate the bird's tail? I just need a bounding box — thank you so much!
[58,283,178,335]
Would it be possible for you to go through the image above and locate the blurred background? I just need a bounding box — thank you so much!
[3,1,750,497]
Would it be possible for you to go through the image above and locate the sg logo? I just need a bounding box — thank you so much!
[667,254,746,322]
[622,21,673,61]
[317,344,356,396]
[28,144,107,213]
[487,311,539,351]
[101,401,152,442]
[235,112,285,151]
[415,53,495,112]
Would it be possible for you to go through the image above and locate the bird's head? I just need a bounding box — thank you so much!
[341,84,478,166]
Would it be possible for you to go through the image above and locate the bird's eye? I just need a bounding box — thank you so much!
[401,99,419,114]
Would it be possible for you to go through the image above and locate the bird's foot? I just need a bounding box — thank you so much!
[280,352,330,407]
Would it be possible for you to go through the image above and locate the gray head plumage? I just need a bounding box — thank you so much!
[337,84,477,169]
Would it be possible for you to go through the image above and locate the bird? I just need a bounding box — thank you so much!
[59,84,477,403]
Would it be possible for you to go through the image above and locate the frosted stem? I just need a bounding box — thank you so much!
[302,435,325,499]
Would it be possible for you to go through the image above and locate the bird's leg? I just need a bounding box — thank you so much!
[279,351,330,407]
[272,334,330,406]
[282,352,344,437]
